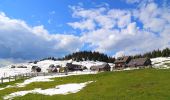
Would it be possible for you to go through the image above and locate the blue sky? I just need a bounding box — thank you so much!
[0,0,134,34]
[0,0,170,62]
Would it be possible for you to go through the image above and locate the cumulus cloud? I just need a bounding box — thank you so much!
[0,12,82,60]
[1,0,170,62]
[69,1,170,57]
[135,2,168,33]
[68,19,95,31]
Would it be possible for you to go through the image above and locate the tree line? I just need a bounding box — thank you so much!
[35,48,170,63]
[133,48,170,58]
[61,51,115,63]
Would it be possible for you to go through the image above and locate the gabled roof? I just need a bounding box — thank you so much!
[127,58,151,66]
[114,56,131,63]
[91,63,110,69]
[66,63,82,68]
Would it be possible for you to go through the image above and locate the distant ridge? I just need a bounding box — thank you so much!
[35,48,170,63]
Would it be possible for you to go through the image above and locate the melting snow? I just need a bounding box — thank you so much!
[0,85,14,91]
[0,59,101,78]
[151,57,170,69]
[4,81,93,100]
[16,71,96,87]
[0,71,97,90]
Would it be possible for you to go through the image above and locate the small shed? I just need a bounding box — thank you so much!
[48,64,61,73]
[31,66,41,72]
[90,63,111,72]
[66,63,83,71]
[11,65,16,68]
[17,65,27,68]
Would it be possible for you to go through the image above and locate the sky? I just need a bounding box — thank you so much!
[0,0,170,65]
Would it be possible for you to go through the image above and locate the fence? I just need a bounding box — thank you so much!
[0,72,59,84]
[0,70,96,84]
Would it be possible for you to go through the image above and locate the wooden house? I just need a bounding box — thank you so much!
[31,66,41,72]
[47,64,60,72]
[66,63,83,71]
[114,56,131,69]
[127,58,152,68]
[90,63,111,72]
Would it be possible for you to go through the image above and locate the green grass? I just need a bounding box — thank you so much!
[0,79,25,88]
[1,69,170,100]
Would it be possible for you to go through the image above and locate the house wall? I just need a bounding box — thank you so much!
[115,63,126,69]
[144,59,152,66]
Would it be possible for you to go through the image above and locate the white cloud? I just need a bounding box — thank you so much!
[70,6,106,19]
[0,12,82,60]
[126,0,141,4]
[95,15,116,29]
[1,1,170,61]
[69,1,170,57]
[122,22,138,35]
[126,0,155,5]
[135,2,169,33]
[114,51,125,58]
[68,19,95,31]
[117,12,131,28]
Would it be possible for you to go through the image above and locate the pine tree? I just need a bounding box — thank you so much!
[61,51,115,63]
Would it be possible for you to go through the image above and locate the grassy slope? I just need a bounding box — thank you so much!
[0,79,25,88]
[1,69,170,100]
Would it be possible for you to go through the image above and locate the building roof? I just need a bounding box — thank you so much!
[66,63,82,68]
[114,56,131,63]
[91,63,110,69]
[127,58,150,66]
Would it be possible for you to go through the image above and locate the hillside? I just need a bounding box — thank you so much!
[0,57,170,78]
[1,69,170,100]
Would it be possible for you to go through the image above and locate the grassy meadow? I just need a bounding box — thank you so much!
[1,69,170,100]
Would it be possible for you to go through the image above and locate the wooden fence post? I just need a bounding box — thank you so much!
[9,76,10,82]
[15,75,17,81]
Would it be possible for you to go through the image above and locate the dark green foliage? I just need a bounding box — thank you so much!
[133,48,170,58]
[34,48,170,64]
[62,51,115,63]
[162,48,170,57]
[40,57,57,61]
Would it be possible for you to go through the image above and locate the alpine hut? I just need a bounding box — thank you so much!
[127,58,152,68]
[114,56,131,69]
[90,63,111,72]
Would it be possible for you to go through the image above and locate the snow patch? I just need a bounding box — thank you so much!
[4,81,93,100]
[0,59,101,78]
[0,85,14,91]
[0,71,97,92]
[151,57,170,69]
[16,71,97,87]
